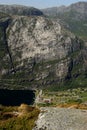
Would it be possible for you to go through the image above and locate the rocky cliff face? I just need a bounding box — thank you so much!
[0,10,86,90]
[0,14,14,77]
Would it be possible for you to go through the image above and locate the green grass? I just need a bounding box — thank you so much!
[41,87,87,107]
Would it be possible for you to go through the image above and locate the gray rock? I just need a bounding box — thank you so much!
[0,13,86,89]
[33,107,87,130]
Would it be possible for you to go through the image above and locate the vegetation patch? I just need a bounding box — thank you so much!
[0,104,40,130]
[40,87,87,109]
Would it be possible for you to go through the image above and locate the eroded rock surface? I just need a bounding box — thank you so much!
[33,107,87,130]
[0,13,87,89]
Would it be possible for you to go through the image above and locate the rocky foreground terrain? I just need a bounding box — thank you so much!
[33,107,87,130]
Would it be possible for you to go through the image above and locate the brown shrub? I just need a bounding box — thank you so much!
[18,104,35,114]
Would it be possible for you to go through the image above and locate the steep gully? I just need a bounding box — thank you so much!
[0,19,15,73]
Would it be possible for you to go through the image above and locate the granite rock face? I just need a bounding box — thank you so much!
[0,12,86,89]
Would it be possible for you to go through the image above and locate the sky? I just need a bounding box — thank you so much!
[0,0,87,8]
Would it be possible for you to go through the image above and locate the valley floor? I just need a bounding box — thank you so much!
[0,87,87,130]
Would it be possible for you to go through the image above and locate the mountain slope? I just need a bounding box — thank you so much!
[0,13,13,78]
[0,5,43,16]
[0,11,87,90]
[42,2,87,41]
[42,6,66,16]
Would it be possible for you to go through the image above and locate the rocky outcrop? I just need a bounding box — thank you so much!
[33,107,87,130]
[0,11,86,89]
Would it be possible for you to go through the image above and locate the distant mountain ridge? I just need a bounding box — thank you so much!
[42,2,87,19]
[0,4,43,16]
[42,2,87,41]
[42,6,66,16]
